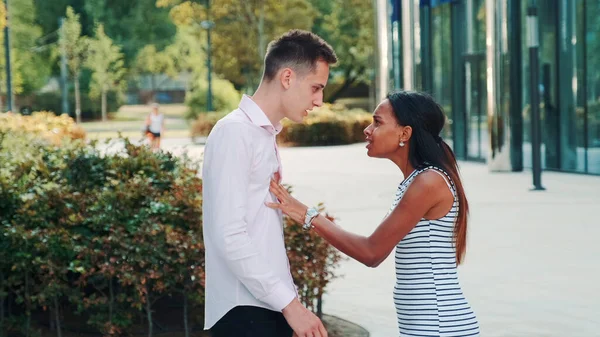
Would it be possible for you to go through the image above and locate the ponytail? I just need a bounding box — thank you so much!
[439,141,469,265]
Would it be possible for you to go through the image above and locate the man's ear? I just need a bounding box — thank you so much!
[279,68,293,89]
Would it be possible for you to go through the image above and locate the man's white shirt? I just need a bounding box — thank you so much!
[202,95,297,329]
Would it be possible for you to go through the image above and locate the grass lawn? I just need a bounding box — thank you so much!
[85,128,191,140]
[112,104,188,121]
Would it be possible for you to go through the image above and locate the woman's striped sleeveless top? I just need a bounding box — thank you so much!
[390,165,480,337]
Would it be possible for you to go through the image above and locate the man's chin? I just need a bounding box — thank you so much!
[287,116,304,123]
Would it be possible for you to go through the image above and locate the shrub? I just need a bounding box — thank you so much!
[185,75,241,120]
[279,105,372,146]
[190,111,227,140]
[190,103,372,146]
[0,118,341,336]
[29,90,123,121]
[0,133,205,336]
[0,111,86,143]
[284,199,342,314]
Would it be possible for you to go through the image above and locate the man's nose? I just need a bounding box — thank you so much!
[313,93,323,107]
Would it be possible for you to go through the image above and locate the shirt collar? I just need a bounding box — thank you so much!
[239,94,282,135]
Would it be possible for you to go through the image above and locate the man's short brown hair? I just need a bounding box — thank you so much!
[262,29,337,81]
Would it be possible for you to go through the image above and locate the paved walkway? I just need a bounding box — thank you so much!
[161,140,600,337]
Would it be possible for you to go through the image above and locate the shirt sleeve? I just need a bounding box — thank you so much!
[202,121,296,311]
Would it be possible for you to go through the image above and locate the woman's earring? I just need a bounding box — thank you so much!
[399,141,405,147]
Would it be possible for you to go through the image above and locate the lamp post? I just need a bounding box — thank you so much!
[3,0,13,112]
[201,0,214,112]
[59,17,69,116]
[527,1,545,191]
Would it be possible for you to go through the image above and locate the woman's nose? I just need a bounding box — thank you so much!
[364,124,372,137]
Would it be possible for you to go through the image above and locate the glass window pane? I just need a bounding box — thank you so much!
[539,0,560,170]
[465,0,487,161]
[557,0,585,172]
[587,0,600,174]
[431,4,452,140]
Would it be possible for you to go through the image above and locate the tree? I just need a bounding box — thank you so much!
[86,24,125,122]
[82,0,176,67]
[158,0,317,92]
[164,26,206,80]
[0,2,5,30]
[134,45,177,102]
[35,0,176,72]
[60,6,88,124]
[319,0,375,102]
[34,0,92,37]
[307,0,332,39]
[0,0,52,104]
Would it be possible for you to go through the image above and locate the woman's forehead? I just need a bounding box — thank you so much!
[373,100,394,118]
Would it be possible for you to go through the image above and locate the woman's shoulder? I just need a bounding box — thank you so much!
[406,165,453,195]
[410,168,449,190]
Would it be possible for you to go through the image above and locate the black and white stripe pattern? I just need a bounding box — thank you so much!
[390,166,479,337]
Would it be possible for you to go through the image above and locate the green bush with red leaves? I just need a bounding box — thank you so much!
[0,131,205,336]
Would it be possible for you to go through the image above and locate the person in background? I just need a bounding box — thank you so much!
[145,102,164,150]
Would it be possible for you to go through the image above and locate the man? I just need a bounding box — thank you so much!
[202,30,337,337]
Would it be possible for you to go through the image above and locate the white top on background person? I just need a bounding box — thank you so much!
[202,29,337,337]
[146,103,164,134]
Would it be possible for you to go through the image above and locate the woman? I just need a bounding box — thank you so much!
[145,103,165,150]
[267,91,480,337]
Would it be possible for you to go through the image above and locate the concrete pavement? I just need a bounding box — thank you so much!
[278,143,600,337]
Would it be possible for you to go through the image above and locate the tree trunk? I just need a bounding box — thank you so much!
[0,269,4,337]
[25,273,31,337]
[74,72,82,124]
[316,294,323,319]
[109,277,114,324]
[53,296,62,337]
[327,76,359,103]
[101,87,107,122]
[49,307,55,331]
[183,293,189,337]
[145,286,152,337]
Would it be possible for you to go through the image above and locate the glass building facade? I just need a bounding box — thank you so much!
[378,0,600,174]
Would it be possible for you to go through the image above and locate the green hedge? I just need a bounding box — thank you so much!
[29,91,123,121]
[191,103,372,146]
[0,113,341,336]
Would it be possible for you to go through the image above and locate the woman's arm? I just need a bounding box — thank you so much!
[267,173,445,267]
